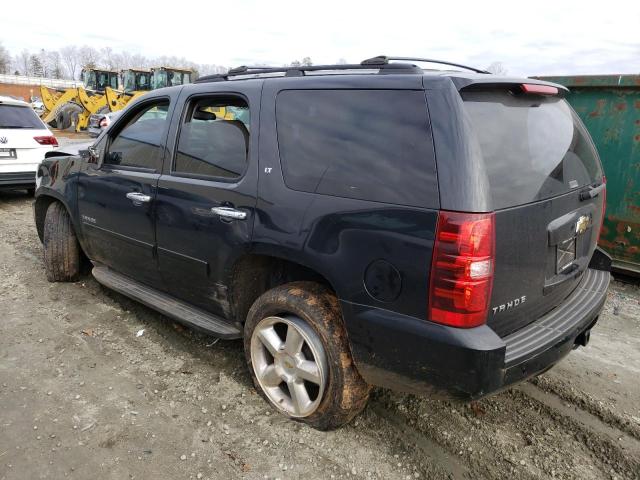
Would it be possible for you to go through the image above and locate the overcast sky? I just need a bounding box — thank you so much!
[3,0,639,76]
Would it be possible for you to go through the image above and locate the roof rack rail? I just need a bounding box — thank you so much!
[361,55,490,74]
[195,61,422,83]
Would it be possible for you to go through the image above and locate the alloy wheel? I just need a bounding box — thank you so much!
[250,315,328,417]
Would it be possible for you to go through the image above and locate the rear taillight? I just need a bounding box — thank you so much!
[34,135,58,147]
[597,176,607,243]
[428,211,495,328]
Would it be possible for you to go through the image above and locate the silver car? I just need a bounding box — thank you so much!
[87,110,122,137]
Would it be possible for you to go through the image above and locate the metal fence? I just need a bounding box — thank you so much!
[0,74,81,89]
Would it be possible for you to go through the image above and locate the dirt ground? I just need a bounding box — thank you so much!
[1,187,639,480]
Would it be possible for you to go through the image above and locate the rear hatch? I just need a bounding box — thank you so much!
[460,84,605,337]
[0,103,55,168]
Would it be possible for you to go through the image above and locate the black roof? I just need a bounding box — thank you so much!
[191,55,568,93]
[195,56,489,84]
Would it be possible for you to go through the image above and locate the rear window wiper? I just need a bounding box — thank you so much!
[579,182,605,201]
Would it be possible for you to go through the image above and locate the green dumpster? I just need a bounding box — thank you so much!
[536,75,640,274]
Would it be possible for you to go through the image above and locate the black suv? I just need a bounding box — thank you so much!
[34,56,610,430]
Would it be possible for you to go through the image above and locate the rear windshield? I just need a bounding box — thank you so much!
[462,90,602,209]
[0,104,44,129]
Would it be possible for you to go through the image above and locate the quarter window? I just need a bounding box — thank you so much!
[276,90,437,207]
[105,100,169,169]
[174,97,249,180]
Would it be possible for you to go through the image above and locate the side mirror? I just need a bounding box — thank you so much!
[107,151,123,165]
[80,146,99,165]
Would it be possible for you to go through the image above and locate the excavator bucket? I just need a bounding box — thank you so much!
[104,87,147,112]
[40,86,81,128]
[40,86,64,114]
[76,87,109,132]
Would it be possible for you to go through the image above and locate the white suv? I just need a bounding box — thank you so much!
[0,96,58,194]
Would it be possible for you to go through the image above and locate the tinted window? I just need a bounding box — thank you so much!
[0,105,44,129]
[276,90,437,207]
[174,97,249,180]
[105,101,169,169]
[462,90,602,209]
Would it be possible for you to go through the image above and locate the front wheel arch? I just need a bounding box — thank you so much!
[34,194,58,242]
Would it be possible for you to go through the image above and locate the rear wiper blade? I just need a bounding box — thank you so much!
[579,182,605,201]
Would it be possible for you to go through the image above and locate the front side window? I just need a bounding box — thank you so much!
[173,97,249,180]
[276,89,437,207]
[105,100,170,170]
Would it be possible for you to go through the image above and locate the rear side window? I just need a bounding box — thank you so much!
[174,97,249,180]
[0,105,44,129]
[276,90,437,207]
[462,90,602,209]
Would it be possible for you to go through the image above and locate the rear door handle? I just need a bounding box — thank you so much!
[211,206,247,220]
[126,192,152,205]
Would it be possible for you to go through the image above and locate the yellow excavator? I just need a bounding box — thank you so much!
[42,66,195,132]
[104,68,152,112]
[104,67,193,112]
[40,68,119,131]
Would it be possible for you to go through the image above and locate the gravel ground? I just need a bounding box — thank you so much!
[1,186,639,480]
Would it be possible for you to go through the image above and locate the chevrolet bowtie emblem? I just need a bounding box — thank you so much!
[575,215,591,235]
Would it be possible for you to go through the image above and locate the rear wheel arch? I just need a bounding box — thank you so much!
[229,253,341,325]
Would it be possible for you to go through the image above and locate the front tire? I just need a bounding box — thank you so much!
[43,202,81,282]
[244,282,370,430]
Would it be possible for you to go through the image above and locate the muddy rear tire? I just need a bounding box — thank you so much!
[43,202,81,282]
[244,281,371,430]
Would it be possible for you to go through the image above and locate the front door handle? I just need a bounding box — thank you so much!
[211,206,247,220]
[126,192,152,205]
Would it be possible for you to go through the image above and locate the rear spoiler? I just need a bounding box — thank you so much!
[446,75,569,96]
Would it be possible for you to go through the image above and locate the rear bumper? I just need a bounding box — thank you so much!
[0,171,36,188]
[343,267,610,399]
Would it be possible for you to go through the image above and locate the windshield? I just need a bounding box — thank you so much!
[462,90,603,209]
[83,70,96,89]
[123,71,151,92]
[0,105,45,129]
[123,71,136,92]
[152,70,168,89]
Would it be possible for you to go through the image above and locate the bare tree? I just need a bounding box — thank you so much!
[486,61,508,76]
[0,42,10,74]
[130,54,150,69]
[38,49,49,77]
[2,44,227,81]
[301,57,313,66]
[101,47,117,69]
[336,58,348,65]
[29,54,44,77]
[119,51,132,69]
[78,45,100,70]
[60,45,79,79]
[18,49,30,75]
[48,51,64,79]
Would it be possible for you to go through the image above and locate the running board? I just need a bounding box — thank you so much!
[92,266,242,339]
